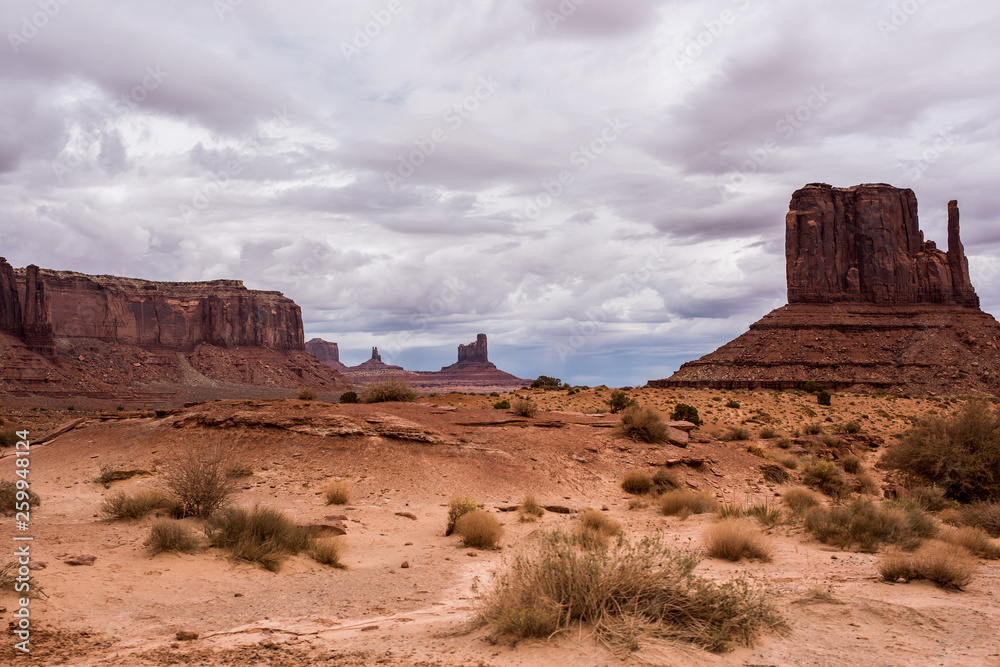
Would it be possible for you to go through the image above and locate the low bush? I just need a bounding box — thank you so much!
[512,398,538,418]
[339,391,359,404]
[725,399,741,409]
[879,543,977,590]
[802,460,848,498]
[162,445,240,518]
[670,403,702,426]
[781,487,821,515]
[446,495,478,536]
[577,509,622,550]
[101,489,176,520]
[804,498,937,552]
[361,379,419,403]
[519,494,544,521]
[705,519,772,562]
[309,537,347,568]
[759,426,778,439]
[804,423,823,435]
[945,502,1000,537]
[206,505,311,572]
[0,429,20,448]
[857,472,881,495]
[879,399,1000,503]
[297,388,316,400]
[531,376,562,389]
[620,470,654,495]
[474,531,786,653]
[817,391,832,406]
[910,486,951,512]
[720,426,752,442]
[0,479,41,515]
[839,455,862,475]
[146,520,200,554]
[775,437,793,449]
[619,405,668,443]
[606,390,638,414]
[845,420,863,434]
[493,399,511,410]
[766,450,799,470]
[940,526,1000,559]
[658,490,718,517]
[455,510,504,549]
[652,467,681,491]
[323,481,351,505]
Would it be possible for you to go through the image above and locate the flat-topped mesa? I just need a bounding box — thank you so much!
[786,183,979,307]
[456,334,489,364]
[1,260,305,351]
[305,338,348,372]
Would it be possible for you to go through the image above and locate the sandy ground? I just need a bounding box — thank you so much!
[2,387,999,666]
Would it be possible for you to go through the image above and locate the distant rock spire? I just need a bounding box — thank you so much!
[456,334,488,363]
[371,346,381,362]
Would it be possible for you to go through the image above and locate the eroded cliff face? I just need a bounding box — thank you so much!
[786,183,979,307]
[456,334,489,364]
[3,264,304,351]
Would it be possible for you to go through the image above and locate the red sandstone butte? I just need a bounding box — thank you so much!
[0,261,350,403]
[651,183,1000,393]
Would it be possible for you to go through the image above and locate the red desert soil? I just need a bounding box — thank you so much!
[2,387,999,666]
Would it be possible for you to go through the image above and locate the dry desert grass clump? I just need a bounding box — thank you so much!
[455,510,504,549]
[839,454,862,474]
[704,519,773,562]
[942,502,1000,537]
[0,479,41,514]
[802,460,848,498]
[719,500,782,527]
[361,378,419,403]
[619,405,669,443]
[511,398,538,418]
[308,537,347,568]
[878,542,978,590]
[206,505,311,572]
[445,495,478,536]
[620,470,654,495]
[577,509,622,550]
[804,498,937,553]
[652,466,681,491]
[939,526,1000,559]
[782,486,822,515]
[475,531,786,654]
[162,445,240,518]
[658,489,718,518]
[519,494,544,522]
[101,489,176,520]
[146,519,200,555]
[323,480,351,505]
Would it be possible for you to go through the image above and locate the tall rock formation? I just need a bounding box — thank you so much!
[456,334,488,364]
[305,338,348,372]
[652,184,1000,393]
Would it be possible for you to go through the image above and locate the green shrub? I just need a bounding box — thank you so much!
[0,429,20,448]
[621,470,654,495]
[670,403,702,426]
[845,420,863,434]
[206,505,311,572]
[512,398,538,417]
[446,495,478,536]
[361,379,419,403]
[474,532,786,653]
[619,405,668,443]
[531,376,562,389]
[879,399,1000,502]
[101,489,176,520]
[802,460,848,498]
[817,391,832,406]
[0,480,41,515]
[455,510,504,549]
[297,388,316,400]
[339,391,359,404]
[493,399,511,410]
[725,399,741,409]
[804,498,937,552]
[606,390,638,414]
[147,520,200,554]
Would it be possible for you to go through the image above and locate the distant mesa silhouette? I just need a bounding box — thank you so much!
[652,183,1000,394]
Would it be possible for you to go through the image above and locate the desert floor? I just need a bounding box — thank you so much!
[2,386,999,666]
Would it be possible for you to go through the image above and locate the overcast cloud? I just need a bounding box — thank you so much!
[2,0,999,385]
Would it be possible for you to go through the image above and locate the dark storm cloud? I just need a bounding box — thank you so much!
[1,0,999,386]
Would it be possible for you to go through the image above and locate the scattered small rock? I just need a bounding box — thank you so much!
[400,561,410,569]
[395,512,418,520]
[63,555,96,566]
[360,625,379,632]
[543,505,572,514]
[175,630,198,641]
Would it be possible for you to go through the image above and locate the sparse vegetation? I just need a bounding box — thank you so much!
[802,460,848,498]
[512,398,538,418]
[361,378,419,403]
[493,399,511,410]
[652,467,681,491]
[781,487,821,515]
[759,463,790,484]
[146,520,200,554]
[940,526,1000,559]
[721,426,752,442]
[101,489,176,520]
[658,489,718,517]
[804,423,823,435]
[880,400,1000,502]
[455,510,504,549]
[606,390,638,414]
[297,388,316,400]
[857,472,881,495]
[96,465,152,485]
[619,405,668,443]
[705,519,773,562]
[944,502,1000,537]
[530,376,562,389]
[446,495,478,536]
[804,498,937,552]
[162,446,240,518]
[474,531,786,653]
[0,428,19,448]
[670,403,702,426]
[839,455,862,475]
[845,420,863,434]
[577,509,622,550]
[323,480,351,505]
[620,470,654,495]
[339,391,359,404]
[759,426,778,439]
[910,485,951,511]
[206,505,311,572]
[519,494,544,521]
[309,537,347,568]
[0,479,41,515]
[878,542,977,590]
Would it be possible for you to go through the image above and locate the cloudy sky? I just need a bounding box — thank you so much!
[2,0,999,386]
